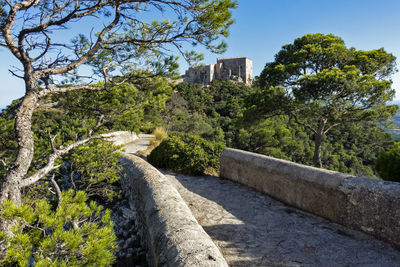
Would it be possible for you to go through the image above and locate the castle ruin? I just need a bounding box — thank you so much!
[183,57,253,85]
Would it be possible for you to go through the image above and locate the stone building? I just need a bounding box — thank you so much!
[183,57,253,85]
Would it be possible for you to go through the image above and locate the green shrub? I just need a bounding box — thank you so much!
[147,133,225,175]
[140,122,156,134]
[0,190,117,266]
[62,140,123,203]
[375,142,400,182]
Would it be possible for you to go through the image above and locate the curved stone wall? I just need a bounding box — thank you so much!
[220,148,400,248]
[106,131,138,145]
[120,154,228,267]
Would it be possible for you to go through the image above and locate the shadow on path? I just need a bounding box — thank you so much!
[165,172,400,267]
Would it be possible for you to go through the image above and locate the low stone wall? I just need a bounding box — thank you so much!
[120,154,228,267]
[220,148,400,248]
[106,131,138,145]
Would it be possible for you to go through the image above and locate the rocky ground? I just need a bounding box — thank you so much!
[111,196,147,266]
[111,134,154,266]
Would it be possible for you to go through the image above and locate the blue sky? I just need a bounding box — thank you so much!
[2,0,400,108]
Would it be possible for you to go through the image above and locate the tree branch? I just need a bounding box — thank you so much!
[47,130,57,152]
[0,159,7,169]
[38,84,104,98]
[37,3,122,78]
[20,132,122,188]
[289,110,317,134]
[1,1,37,60]
[49,174,62,207]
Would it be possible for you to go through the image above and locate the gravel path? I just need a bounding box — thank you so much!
[166,172,400,267]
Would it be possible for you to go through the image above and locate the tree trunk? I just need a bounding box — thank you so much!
[0,71,38,241]
[312,118,327,168]
[1,92,38,204]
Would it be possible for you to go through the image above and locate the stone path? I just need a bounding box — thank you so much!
[123,133,154,154]
[166,172,400,267]
[123,135,400,266]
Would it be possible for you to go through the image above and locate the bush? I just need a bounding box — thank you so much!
[61,140,123,203]
[147,133,225,175]
[0,190,117,266]
[140,122,155,134]
[375,142,400,182]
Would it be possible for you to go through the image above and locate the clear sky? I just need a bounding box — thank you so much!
[2,0,400,108]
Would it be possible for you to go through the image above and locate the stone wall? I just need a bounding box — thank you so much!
[216,57,252,84]
[184,64,214,85]
[183,57,252,85]
[105,131,138,145]
[120,154,228,267]
[220,148,400,248]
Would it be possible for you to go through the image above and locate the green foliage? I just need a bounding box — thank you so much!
[0,77,173,264]
[163,80,254,144]
[0,76,172,180]
[234,115,311,161]
[0,106,17,180]
[236,104,394,177]
[322,122,394,177]
[54,76,171,134]
[61,140,123,202]
[159,76,394,177]
[386,109,400,140]
[147,133,225,175]
[255,33,398,167]
[376,142,400,182]
[0,190,116,266]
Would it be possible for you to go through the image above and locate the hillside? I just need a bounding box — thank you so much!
[389,110,400,140]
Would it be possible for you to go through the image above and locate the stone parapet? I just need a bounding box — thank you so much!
[120,154,228,267]
[220,148,400,249]
[106,131,138,145]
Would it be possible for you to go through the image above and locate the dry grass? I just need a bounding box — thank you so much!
[203,167,219,177]
[150,127,168,147]
[154,127,168,141]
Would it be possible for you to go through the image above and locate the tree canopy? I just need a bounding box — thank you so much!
[375,142,400,182]
[0,0,236,264]
[255,33,398,167]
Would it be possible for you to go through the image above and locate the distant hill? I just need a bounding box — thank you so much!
[388,109,400,140]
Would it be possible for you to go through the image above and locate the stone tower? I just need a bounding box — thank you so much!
[183,57,252,85]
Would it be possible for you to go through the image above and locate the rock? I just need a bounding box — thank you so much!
[111,196,147,266]
[121,207,137,219]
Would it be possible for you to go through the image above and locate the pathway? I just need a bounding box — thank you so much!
[123,135,400,266]
[166,172,400,266]
[123,133,153,154]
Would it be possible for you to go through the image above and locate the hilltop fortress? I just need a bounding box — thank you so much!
[183,57,253,85]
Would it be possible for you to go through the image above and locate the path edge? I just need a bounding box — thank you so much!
[220,148,400,249]
[119,153,228,267]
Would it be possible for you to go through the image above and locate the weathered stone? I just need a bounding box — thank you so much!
[166,171,400,266]
[183,57,253,85]
[105,131,138,145]
[121,207,137,219]
[220,148,400,249]
[119,154,228,267]
[111,197,146,266]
